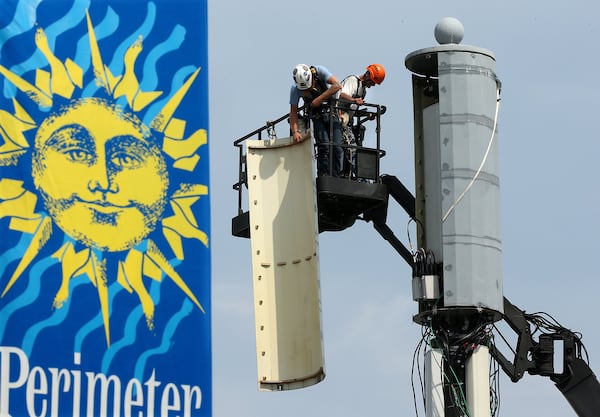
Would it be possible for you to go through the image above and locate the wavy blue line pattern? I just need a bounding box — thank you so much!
[0,254,56,343]
[101,305,144,370]
[100,278,161,374]
[21,275,87,356]
[106,2,157,77]
[0,0,42,60]
[134,298,193,382]
[0,226,56,342]
[99,257,182,373]
[143,65,197,125]
[0,231,32,279]
[79,6,121,98]
[3,0,91,98]
[139,24,185,92]
[37,0,91,52]
[73,281,125,352]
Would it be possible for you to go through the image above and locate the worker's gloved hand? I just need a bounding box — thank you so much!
[293,130,303,143]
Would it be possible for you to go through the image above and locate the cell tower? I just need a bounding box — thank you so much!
[232,17,600,417]
[405,17,503,416]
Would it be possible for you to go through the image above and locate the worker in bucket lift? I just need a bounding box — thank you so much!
[290,64,343,177]
[337,64,386,179]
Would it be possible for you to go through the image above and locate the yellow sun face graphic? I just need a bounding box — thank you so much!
[32,97,170,252]
[0,11,208,347]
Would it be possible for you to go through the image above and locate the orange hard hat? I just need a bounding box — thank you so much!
[366,64,386,84]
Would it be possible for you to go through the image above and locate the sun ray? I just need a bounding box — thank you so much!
[0,65,51,107]
[1,183,46,238]
[117,248,155,330]
[172,155,200,171]
[65,58,84,89]
[0,109,33,164]
[0,110,33,149]
[151,67,201,133]
[113,36,163,112]
[0,178,34,218]
[143,254,164,281]
[80,250,110,346]
[52,242,91,308]
[34,68,51,98]
[171,184,209,228]
[145,239,205,314]
[112,36,143,104]
[12,98,36,124]
[86,10,113,94]
[34,28,77,99]
[163,183,208,259]
[164,117,186,139]
[1,215,51,297]
[0,179,51,297]
[0,100,36,166]
[163,127,207,171]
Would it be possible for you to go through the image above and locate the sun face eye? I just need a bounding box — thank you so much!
[106,135,158,172]
[110,151,143,168]
[66,148,94,163]
[42,124,97,165]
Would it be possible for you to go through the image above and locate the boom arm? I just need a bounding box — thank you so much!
[490,297,600,417]
[362,175,416,266]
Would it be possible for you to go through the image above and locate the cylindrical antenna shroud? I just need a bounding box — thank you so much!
[245,135,325,391]
[406,45,504,315]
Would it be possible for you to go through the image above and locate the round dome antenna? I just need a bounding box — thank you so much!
[434,17,464,44]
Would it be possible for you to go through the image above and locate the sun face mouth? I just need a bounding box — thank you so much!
[34,189,158,252]
[78,198,133,213]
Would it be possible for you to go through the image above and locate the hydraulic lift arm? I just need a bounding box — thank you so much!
[362,174,416,266]
[490,297,600,417]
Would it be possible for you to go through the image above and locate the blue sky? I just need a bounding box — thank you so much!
[208,1,600,416]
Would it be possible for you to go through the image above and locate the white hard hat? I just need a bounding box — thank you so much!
[293,64,312,90]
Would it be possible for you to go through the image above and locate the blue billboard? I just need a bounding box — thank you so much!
[0,0,211,415]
